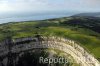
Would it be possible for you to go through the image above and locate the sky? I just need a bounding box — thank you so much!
[0,0,100,18]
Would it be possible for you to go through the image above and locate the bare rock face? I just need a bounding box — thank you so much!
[0,36,100,66]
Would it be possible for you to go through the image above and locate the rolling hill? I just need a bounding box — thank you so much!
[0,16,100,60]
[72,12,100,17]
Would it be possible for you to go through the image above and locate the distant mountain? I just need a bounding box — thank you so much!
[72,12,100,17]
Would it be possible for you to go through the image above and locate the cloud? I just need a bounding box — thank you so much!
[0,0,100,13]
[82,0,100,6]
[0,0,53,13]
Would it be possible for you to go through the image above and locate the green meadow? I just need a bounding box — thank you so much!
[0,17,100,60]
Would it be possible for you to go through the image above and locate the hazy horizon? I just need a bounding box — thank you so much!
[0,11,77,24]
[0,0,100,24]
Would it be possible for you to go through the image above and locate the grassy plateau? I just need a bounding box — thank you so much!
[0,16,100,60]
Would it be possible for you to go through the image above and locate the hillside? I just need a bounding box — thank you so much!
[0,16,100,60]
[72,12,100,17]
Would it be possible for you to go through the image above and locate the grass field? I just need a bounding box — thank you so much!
[0,16,100,59]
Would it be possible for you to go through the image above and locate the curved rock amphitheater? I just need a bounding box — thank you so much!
[0,36,100,66]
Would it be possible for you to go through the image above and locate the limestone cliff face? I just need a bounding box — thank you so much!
[0,36,100,66]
